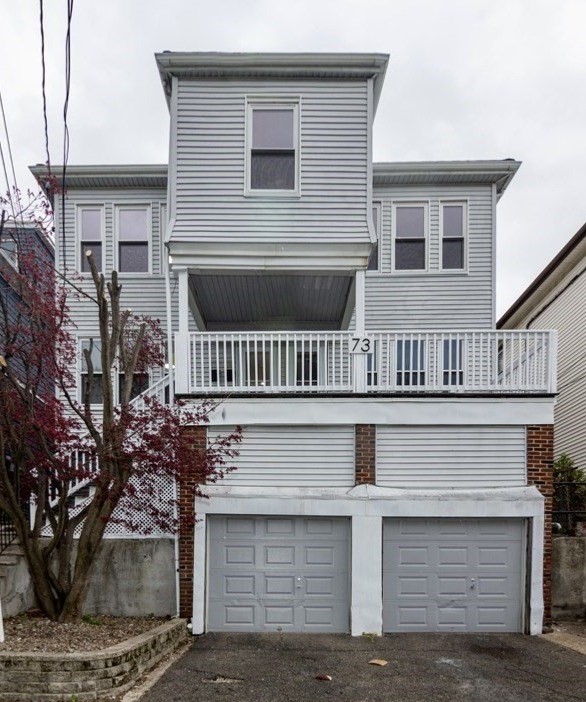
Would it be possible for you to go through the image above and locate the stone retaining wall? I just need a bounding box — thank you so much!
[552,536,586,620]
[0,618,188,701]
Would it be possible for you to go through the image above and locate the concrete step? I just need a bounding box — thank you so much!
[0,554,19,567]
[2,544,23,556]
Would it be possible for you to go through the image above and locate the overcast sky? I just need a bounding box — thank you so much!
[1,0,585,317]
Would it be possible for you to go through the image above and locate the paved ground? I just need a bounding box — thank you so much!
[139,631,586,702]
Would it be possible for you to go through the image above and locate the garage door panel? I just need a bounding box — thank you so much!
[208,516,350,632]
[383,518,524,633]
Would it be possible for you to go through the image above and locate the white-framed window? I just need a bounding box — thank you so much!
[115,206,150,274]
[396,338,426,386]
[367,202,382,273]
[246,100,300,195]
[78,207,104,273]
[79,338,149,405]
[0,234,18,269]
[392,203,428,272]
[442,338,464,386]
[440,201,467,271]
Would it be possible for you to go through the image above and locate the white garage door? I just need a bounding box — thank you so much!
[208,516,350,632]
[383,518,524,632]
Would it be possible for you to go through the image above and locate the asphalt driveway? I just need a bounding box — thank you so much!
[139,632,586,702]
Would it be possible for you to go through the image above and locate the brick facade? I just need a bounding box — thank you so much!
[178,425,207,618]
[526,424,554,628]
[355,424,376,485]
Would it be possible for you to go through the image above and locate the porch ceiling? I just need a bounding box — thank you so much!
[189,273,353,331]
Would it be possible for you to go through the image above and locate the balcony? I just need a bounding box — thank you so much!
[175,329,557,396]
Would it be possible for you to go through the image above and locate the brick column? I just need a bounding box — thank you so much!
[178,425,207,619]
[526,424,554,628]
[355,425,376,485]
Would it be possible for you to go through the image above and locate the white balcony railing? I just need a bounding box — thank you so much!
[178,330,557,395]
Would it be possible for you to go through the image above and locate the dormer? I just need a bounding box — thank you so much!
[156,52,388,272]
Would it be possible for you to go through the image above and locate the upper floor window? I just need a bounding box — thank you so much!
[367,202,381,272]
[396,339,426,386]
[393,203,427,271]
[116,207,150,273]
[441,202,466,270]
[79,207,103,273]
[0,235,18,269]
[80,339,103,405]
[247,102,299,194]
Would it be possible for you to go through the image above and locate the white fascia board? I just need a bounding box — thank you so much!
[188,395,555,427]
[167,241,372,271]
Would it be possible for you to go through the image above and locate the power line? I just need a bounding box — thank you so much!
[39,0,51,176]
[60,0,74,269]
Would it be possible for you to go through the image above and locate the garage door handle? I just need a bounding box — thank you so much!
[296,578,302,588]
[470,579,475,590]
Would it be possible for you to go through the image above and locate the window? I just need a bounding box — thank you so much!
[367,203,381,272]
[366,341,379,387]
[117,207,149,273]
[81,340,103,404]
[442,339,464,386]
[396,339,426,386]
[393,204,427,271]
[79,208,103,272]
[247,102,298,193]
[296,350,318,386]
[118,372,149,403]
[0,235,18,269]
[441,202,466,270]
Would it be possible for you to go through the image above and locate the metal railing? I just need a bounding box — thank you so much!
[180,329,557,395]
[553,480,586,535]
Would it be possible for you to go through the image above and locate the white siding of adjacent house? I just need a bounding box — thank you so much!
[209,425,355,487]
[366,185,494,329]
[526,265,586,469]
[171,80,370,244]
[376,426,526,488]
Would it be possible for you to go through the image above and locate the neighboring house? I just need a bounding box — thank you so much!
[31,52,556,635]
[499,222,586,469]
[0,220,55,518]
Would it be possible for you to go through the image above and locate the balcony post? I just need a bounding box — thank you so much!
[354,270,367,392]
[176,268,190,394]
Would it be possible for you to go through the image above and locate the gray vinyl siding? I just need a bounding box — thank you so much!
[525,267,586,469]
[366,185,494,329]
[376,426,526,488]
[56,188,172,333]
[209,425,355,487]
[171,80,370,243]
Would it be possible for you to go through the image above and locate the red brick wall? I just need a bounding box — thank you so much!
[355,425,376,485]
[178,425,207,619]
[526,424,554,628]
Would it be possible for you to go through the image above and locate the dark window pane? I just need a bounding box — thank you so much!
[443,205,463,237]
[251,151,295,190]
[253,109,294,150]
[296,351,318,386]
[119,209,148,241]
[442,238,464,269]
[81,374,103,404]
[119,373,149,403]
[395,240,425,270]
[396,207,424,238]
[372,205,379,235]
[443,339,464,385]
[81,243,102,272]
[367,242,379,271]
[81,340,102,373]
[119,243,149,272]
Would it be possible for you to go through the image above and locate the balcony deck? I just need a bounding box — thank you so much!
[175,330,557,396]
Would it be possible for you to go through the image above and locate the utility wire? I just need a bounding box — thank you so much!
[39,0,51,176]
[60,0,74,269]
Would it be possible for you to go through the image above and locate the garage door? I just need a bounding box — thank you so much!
[383,518,524,632]
[208,516,350,632]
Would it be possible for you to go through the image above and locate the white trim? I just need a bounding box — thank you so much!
[113,204,152,275]
[76,204,105,274]
[366,77,376,245]
[391,201,429,273]
[198,396,555,428]
[244,98,301,198]
[192,485,544,636]
[491,183,497,326]
[439,199,468,273]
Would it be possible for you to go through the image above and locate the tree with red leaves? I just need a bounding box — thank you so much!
[0,206,241,622]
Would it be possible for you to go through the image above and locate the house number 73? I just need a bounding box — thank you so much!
[351,337,372,353]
